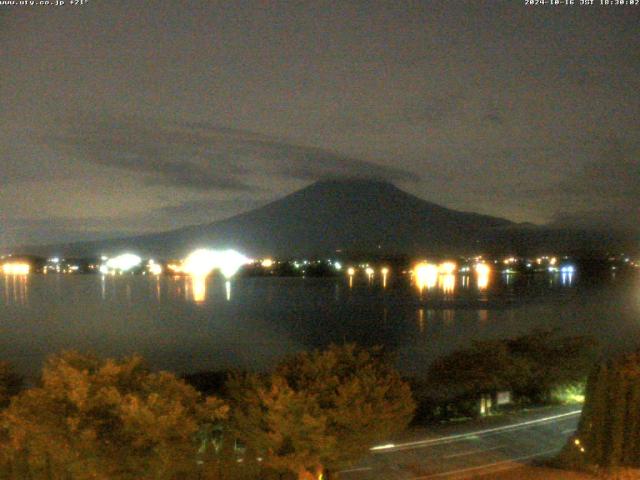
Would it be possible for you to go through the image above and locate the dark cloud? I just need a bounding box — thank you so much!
[533,136,640,233]
[234,136,417,182]
[51,116,253,192]
[0,2,638,244]
[166,120,418,183]
[403,92,466,125]
[550,207,639,233]
[158,197,266,220]
[0,140,54,186]
[519,136,640,203]
[3,194,267,246]
[48,114,416,190]
[482,112,504,125]
[1,216,138,247]
[556,136,640,201]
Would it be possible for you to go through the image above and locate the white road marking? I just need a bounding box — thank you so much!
[371,410,581,453]
[338,467,373,474]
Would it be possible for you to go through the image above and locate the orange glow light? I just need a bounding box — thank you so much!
[2,263,30,275]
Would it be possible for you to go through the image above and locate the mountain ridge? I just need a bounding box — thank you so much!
[11,179,627,258]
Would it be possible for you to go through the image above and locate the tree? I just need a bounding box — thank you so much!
[229,344,415,479]
[230,373,333,479]
[427,339,517,398]
[562,352,640,471]
[427,330,596,408]
[0,351,228,480]
[0,361,22,409]
[506,329,596,402]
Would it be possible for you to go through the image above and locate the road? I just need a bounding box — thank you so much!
[338,406,581,479]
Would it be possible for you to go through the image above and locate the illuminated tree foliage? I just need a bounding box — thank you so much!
[564,352,640,470]
[229,344,415,480]
[0,361,22,409]
[428,340,516,397]
[428,329,596,405]
[0,351,228,480]
[506,330,595,402]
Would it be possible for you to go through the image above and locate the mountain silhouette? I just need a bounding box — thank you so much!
[27,180,514,257]
[21,180,627,258]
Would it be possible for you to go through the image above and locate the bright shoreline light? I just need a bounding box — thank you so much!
[147,260,163,275]
[105,253,142,273]
[182,248,250,279]
[2,262,30,275]
[183,249,218,277]
[218,249,250,279]
[475,262,491,290]
[438,261,457,275]
[414,262,438,291]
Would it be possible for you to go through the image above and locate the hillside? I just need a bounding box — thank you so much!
[19,180,626,258]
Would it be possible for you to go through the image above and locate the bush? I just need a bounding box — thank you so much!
[427,329,596,409]
[0,351,228,480]
[560,352,640,471]
[229,344,415,479]
[0,361,22,408]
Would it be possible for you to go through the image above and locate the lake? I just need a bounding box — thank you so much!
[1,269,639,380]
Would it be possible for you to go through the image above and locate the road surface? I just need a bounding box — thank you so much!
[338,406,581,479]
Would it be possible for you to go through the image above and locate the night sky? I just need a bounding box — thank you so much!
[1,1,638,248]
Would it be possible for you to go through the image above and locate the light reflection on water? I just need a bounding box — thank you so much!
[439,274,456,296]
[190,275,206,303]
[0,269,625,311]
[417,308,425,333]
[477,272,489,290]
[0,269,624,309]
[0,271,638,380]
[2,274,29,306]
[163,275,234,304]
[562,272,574,286]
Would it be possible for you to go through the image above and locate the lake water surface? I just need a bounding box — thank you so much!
[1,270,639,379]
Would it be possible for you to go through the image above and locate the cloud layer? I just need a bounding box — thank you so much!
[50,114,416,192]
[0,1,638,246]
